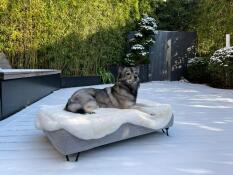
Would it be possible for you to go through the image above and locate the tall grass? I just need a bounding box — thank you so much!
[0,0,154,76]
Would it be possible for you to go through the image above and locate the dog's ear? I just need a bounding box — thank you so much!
[117,66,124,80]
[118,66,124,74]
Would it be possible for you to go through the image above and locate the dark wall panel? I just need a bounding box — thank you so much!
[149,31,197,81]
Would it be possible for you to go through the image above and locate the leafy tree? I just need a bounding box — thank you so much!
[154,0,198,31]
[124,15,158,66]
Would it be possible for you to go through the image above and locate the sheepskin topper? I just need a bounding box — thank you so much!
[35,99,173,140]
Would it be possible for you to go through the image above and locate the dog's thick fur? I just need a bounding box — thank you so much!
[65,67,140,114]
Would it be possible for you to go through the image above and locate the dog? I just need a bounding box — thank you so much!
[65,67,140,114]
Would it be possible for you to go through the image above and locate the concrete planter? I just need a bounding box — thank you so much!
[0,69,61,120]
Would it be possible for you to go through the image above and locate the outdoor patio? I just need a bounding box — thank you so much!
[0,81,232,175]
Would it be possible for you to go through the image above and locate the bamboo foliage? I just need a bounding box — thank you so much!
[191,0,233,56]
[0,0,153,76]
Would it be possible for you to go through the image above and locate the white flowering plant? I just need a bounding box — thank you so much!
[124,15,158,66]
[208,47,233,88]
[209,47,233,67]
[188,57,208,65]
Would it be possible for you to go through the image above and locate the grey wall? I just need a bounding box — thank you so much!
[0,74,60,120]
[149,31,197,81]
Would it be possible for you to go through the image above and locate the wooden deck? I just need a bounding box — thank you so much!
[0,82,233,175]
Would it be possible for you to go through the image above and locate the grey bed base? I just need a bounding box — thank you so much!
[45,114,174,161]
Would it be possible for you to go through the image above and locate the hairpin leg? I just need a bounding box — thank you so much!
[165,128,169,136]
[162,129,165,133]
[75,152,80,162]
[66,155,70,161]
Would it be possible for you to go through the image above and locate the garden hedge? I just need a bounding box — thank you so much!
[0,0,154,76]
[190,0,233,57]
[1,0,233,81]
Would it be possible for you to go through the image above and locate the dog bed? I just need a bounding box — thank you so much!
[36,99,174,161]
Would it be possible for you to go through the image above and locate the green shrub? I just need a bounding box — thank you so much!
[0,0,156,76]
[97,68,115,84]
[186,48,233,89]
[185,57,210,84]
[208,47,233,88]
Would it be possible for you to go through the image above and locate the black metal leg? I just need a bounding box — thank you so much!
[162,129,165,133]
[165,128,169,136]
[66,155,70,161]
[75,152,80,162]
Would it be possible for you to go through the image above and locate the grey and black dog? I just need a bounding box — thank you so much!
[65,67,140,114]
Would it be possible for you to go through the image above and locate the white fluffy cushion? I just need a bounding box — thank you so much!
[35,99,173,140]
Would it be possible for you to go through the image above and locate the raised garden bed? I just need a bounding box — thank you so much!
[61,76,102,88]
[0,69,61,120]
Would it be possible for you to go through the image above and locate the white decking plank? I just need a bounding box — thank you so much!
[0,142,53,150]
[0,81,233,175]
